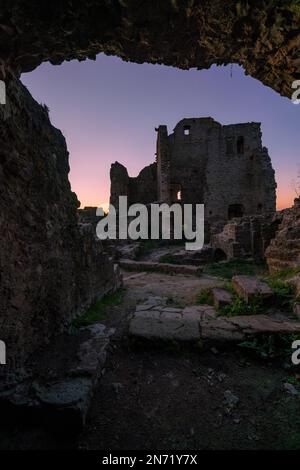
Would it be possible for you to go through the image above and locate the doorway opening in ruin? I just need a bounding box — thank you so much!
[237,136,244,154]
[226,137,234,155]
[228,204,244,219]
[213,248,227,262]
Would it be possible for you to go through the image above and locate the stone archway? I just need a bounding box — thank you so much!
[1,1,300,97]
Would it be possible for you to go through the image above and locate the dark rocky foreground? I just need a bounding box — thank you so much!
[1,270,300,451]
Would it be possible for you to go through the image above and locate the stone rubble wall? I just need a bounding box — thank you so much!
[110,161,157,208]
[0,74,118,369]
[211,213,282,260]
[266,198,300,272]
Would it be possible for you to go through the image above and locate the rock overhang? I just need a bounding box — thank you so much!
[0,1,300,98]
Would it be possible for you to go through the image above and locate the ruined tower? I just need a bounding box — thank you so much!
[110,117,276,223]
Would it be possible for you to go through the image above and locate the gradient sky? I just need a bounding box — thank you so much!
[21,54,300,210]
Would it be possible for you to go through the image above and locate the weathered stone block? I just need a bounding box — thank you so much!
[232,275,273,303]
[211,288,233,309]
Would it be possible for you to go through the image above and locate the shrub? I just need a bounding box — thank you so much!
[196,288,214,306]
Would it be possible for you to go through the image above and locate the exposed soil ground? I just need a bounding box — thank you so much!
[78,270,300,450]
[1,269,300,450]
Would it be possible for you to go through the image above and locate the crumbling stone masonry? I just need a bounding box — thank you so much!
[1,2,300,98]
[110,118,276,227]
[212,214,282,261]
[0,74,119,369]
[266,197,300,272]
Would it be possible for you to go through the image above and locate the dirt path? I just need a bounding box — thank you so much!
[78,271,300,450]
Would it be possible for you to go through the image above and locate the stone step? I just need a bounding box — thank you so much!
[129,298,300,344]
[119,259,202,276]
[211,288,233,309]
[232,275,273,303]
[129,302,216,342]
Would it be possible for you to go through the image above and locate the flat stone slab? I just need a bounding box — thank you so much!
[129,309,201,341]
[129,298,300,345]
[129,300,217,342]
[182,305,217,321]
[119,259,202,276]
[232,275,273,303]
[211,288,233,309]
[200,315,300,342]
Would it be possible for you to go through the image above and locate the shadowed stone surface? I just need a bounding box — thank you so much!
[0,323,114,430]
[1,1,300,98]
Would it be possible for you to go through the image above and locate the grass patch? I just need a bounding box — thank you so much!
[264,268,299,312]
[203,258,267,279]
[72,289,125,328]
[267,279,295,311]
[238,333,300,359]
[166,296,186,308]
[220,294,263,317]
[267,267,300,282]
[196,288,214,306]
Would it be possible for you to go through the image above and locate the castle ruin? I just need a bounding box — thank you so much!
[110,117,276,227]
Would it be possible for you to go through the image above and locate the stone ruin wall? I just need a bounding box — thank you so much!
[212,213,283,261]
[0,74,119,370]
[156,118,276,224]
[110,161,157,208]
[111,118,276,237]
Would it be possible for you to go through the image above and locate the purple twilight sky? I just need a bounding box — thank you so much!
[21,53,300,210]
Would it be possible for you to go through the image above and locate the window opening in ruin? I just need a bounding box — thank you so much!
[170,183,182,202]
[214,248,227,262]
[237,136,244,154]
[226,137,234,154]
[257,203,263,213]
[184,125,190,136]
[228,203,244,219]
